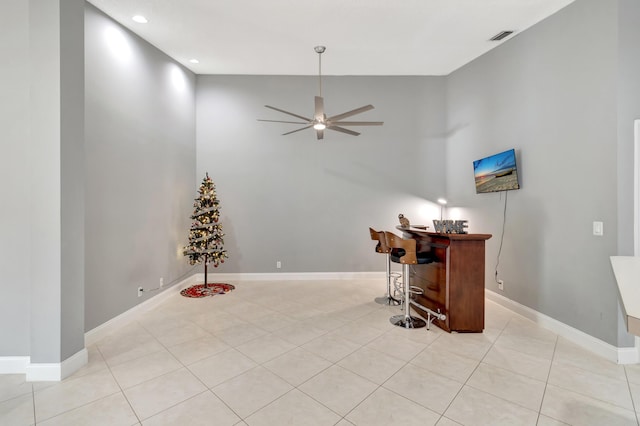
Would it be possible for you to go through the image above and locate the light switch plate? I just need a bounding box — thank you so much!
[593,221,604,236]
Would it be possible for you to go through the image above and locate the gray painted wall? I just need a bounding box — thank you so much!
[616,0,640,344]
[84,5,197,331]
[29,0,65,364]
[196,75,446,274]
[60,0,86,361]
[617,0,640,255]
[0,0,30,357]
[445,0,636,346]
[29,0,87,364]
[1,0,87,363]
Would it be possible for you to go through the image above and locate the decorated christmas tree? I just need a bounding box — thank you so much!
[183,173,228,287]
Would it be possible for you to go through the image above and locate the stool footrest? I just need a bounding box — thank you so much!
[409,285,424,296]
[409,300,446,330]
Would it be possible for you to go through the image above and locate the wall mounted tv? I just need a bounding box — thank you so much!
[473,149,520,193]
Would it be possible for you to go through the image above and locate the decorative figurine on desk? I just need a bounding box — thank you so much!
[398,214,410,229]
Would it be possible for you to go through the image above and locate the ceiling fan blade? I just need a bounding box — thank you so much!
[331,121,384,126]
[327,125,360,136]
[314,96,324,121]
[327,105,374,122]
[264,105,311,122]
[282,125,313,136]
[316,128,324,140]
[257,119,308,124]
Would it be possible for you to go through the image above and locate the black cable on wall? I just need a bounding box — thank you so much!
[494,190,508,283]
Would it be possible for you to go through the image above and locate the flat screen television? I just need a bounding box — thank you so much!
[473,149,520,193]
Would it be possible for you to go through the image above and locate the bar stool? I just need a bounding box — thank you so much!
[369,227,401,305]
[384,231,433,329]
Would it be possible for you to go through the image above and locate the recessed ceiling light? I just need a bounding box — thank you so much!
[189,59,200,64]
[132,15,148,24]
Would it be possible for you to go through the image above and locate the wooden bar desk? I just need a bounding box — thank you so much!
[397,227,492,333]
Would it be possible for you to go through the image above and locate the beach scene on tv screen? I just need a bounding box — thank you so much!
[473,149,519,193]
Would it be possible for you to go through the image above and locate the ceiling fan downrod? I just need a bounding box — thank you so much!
[314,45,325,97]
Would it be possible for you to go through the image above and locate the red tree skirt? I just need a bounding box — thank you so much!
[180,283,235,298]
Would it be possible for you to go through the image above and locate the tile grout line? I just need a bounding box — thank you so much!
[233,301,408,423]
[435,312,512,423]
[29,352,129,425]
[244,303,383,423]
[545,342,639,415]
[175,298,365,423]
[31,382,36,426]
[335,323,447,423]
[623,366,640,425]
[95,343,142,425]
[136,316,247,423]
[374,328,448,423]
[140,296,274,423]
[535,332,559,425]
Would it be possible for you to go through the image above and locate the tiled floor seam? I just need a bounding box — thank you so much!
[336,327,446,423]
[96,320,167,368]
[30,383,36,426]
[34,389,124,425]
[533,333,559,426]
[624,367,640,425]
[432,312,512,425]
[130,316,253,422]
[323,381,383,425]
[94,343,142,425]
[276,386,349,424]
[256,346,368,423]
[0,387,33,406]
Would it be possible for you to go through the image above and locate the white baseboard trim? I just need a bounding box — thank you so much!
[619,346,640,365]
[60,348,89,380]
[85,274,200,346]
[0,356,30,374]
[202,271,386,281]
[486,289,639,364]
[25,348,88,382]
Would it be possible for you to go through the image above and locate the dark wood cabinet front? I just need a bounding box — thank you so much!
[399,228,491,333]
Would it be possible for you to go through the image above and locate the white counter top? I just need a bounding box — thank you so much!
[611,256,640,336]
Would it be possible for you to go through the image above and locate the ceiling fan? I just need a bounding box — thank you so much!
[258,46,383,140]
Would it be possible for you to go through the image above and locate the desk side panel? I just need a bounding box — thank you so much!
[448,240,485,332]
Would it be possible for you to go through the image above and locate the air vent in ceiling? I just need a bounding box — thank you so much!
[489,31,514,41]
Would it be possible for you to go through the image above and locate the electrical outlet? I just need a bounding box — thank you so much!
[137,286,143,297]
[498,280,504,291]
[276,261,282,269]
[160,277,164,287]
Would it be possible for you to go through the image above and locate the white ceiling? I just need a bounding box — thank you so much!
[88,0,575,76]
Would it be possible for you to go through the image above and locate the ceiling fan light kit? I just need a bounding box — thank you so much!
[258,46,383,140]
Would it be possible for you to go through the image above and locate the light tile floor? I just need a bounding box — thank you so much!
[2,278,640,425]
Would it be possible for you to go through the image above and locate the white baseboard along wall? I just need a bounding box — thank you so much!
[485,289,639,364]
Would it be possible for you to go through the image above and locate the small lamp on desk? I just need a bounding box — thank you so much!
[437,198,447,220]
